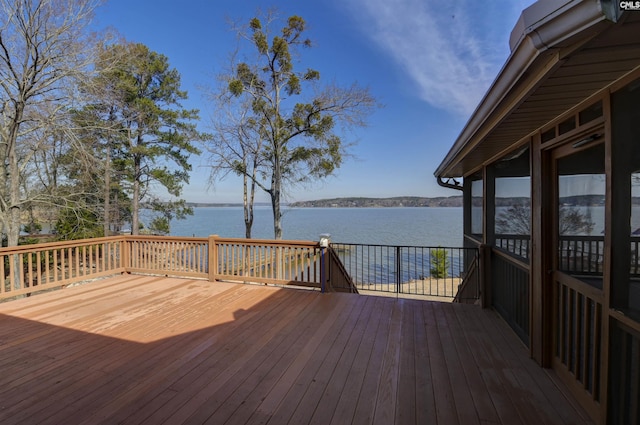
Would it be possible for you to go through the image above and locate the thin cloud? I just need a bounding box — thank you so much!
[342,0,527,117]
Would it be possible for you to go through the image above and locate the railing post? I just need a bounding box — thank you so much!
[319,235,331,293]
[479,244,492,308]
[396,246,402,294]
[320,246,326,293]
[208,235,219,282]
[121,236,130,273]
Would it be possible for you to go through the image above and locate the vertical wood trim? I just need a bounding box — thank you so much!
[122,238,129,272]
[484,166,495,247]
[531,134,544,364]
[53,250,58,282]
[542,142,556,368]
[599,90,613,423]
[75,247,80,278]
[36,251,41,286]
[44,250,50,285]
[27,251,33,288]
[105,243,108,271]
[479,244,491,308]
[532,131,555,367]
[584,298,593,392]
[208,235,218,282]
[463,179,472,237]
[0,254,5,294]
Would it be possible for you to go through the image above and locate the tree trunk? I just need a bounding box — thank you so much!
[270,171,282,240]
[131,154,141,235]
[243,172,253,239]
[8,152,21,248]
[8,129,22,290]
[103,143,111,236]
[5,105,24,248]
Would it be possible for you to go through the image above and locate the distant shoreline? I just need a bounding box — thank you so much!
[187,196,464,209]
[288,196,463,208]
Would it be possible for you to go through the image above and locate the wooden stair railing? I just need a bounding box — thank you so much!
[453,254,479,304]
[325,246,358,293]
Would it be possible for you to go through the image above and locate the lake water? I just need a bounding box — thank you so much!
[169,206,464,247]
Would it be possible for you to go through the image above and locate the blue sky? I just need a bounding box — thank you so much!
[94,0,535,204]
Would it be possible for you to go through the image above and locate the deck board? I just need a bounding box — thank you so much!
[0,275,594,425]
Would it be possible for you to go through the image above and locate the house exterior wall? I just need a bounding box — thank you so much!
[459,69,640,425]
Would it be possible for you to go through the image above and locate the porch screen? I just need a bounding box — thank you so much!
[556,143,605,286]
[494,147,530,260]
[612,77,640,319]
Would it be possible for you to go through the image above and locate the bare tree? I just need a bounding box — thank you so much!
[205,85,264,238]
[496,203,594,235]
[0,0,102,247]
[212,12,378,239]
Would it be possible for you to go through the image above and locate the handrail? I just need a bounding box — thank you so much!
[0,237,125,299]
[326,247,357,293]
[331,242,479,300]
[453,253,479,304]
[125,236,209,278]
[2,235,477,300]
[211,236,324,289]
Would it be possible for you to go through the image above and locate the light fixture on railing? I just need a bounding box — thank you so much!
[572,133,601,148]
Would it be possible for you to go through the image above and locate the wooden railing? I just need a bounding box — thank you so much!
[609,318,640,424]
[495,234,530,260]
[559,235,605,275]
[210,236,356,291]
[453,252,480,304]
[492,250,530,346]
[554,273,603,413]
[125,236,209,278]
[0,235,360,299]
[326,247,357,293]
[0,237,125,299]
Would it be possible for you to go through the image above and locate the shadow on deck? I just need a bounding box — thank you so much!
[0,275,592,424]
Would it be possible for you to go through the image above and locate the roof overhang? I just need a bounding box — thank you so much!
[435,0,640,178]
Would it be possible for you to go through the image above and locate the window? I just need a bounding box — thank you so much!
[556,143,605,285]
[611,77,640,319]
[494,147,531,260]
[470,176,483,237]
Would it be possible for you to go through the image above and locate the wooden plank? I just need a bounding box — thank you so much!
[455,304,528,425]
[327,296,388,425]
[422,301,460,424]
[413,297,437,424]
[372,299,404,425]
[81,285,293,424]
[0,274,596,425]
[116,291,300,423]
[350,297,395,424]
[471,304,588,425]
[242,295,373,425]
[80,284,285,424]
[285,294,370,425]
[224,294,368,425]
[444,303,501,424]
[27,283,267,424]
[307,295,378,425]
[175,293,354,425]
[432,302,480,425]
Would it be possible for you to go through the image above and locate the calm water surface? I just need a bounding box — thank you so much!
[170,207,463,247]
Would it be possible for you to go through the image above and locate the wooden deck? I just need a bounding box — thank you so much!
[0,275,593,424]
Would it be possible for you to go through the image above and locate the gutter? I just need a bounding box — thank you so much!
[437,176,463,191]
[434,0,618,179]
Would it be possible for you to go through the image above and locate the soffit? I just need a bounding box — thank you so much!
[437,12,640,178]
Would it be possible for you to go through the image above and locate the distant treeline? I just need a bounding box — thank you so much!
[186,194,615,209]
[289,196,464,208]
[186,202,271,208]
